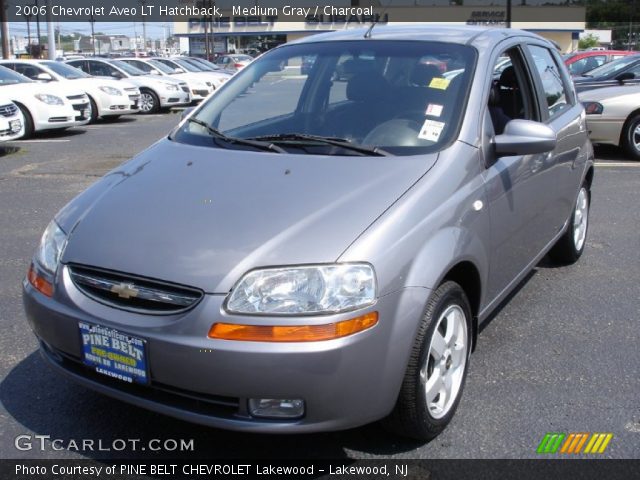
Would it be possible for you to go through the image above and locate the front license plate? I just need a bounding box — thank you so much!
[79,322,149,385]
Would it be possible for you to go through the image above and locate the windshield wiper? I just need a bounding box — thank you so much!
[186,118,285,153]
[248,133,391,156]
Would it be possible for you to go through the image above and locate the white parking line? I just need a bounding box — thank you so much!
[16,139,70,143]
[594,162,640,167]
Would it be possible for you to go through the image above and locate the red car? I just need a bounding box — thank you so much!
[564,50,636,76]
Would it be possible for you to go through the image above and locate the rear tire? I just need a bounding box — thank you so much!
[16,103,34,139]
[383,281,472,441]
[621,113,640,160]
[549,183,590,265]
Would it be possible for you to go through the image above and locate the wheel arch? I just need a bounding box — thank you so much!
[619,107,640,146]
[440,261,482,352]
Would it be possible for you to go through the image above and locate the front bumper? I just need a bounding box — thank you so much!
[158,91,191,108]
[32,103,84,131]
[23,265,427,433]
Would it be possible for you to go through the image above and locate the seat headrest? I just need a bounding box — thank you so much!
[499,66,518,88]
[346,72,389,102]
[410,63,441,87]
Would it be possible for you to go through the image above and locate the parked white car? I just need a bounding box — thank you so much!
[0,65,90,138]
[0,98,24,141]
[66,58,190,114]
[0,60,140,123]
[119,58,213,102]
[152,57,231,90]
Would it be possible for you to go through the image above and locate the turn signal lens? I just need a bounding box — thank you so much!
[28,264,53,297]
[208,312,378,342]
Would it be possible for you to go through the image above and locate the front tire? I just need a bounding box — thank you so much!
[87,96,98,123]
[621,113,640,160]
[16,103,34,139]
[383,281,472,441]
[139,89,160,114]
[549,184,590,265]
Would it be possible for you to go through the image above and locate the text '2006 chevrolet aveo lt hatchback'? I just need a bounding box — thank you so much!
[24,26,593,440]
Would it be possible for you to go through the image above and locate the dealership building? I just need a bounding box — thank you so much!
[173,2,586,56]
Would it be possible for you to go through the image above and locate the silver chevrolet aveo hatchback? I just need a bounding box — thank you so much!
[24,26,593,440]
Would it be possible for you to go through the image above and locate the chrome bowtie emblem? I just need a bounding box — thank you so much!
[110,283,139,299]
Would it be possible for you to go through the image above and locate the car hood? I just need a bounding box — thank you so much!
[60,139,437,293]
[0,81,84,100]
[71,77,130,90]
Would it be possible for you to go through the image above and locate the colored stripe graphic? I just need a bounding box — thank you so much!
[539,433,613,454]
[537,433,566,453]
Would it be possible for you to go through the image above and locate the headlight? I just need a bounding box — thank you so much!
[163,83,179,91]
[582,101,603,115]
[226,263,376,315]
[35,220,67,275]
[34,94,64,105]
[98,86,122,96]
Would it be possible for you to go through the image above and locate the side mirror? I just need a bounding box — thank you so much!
[494,119,556,157]
[616,71,635,83]
[151,69,161,75]
[174,68,185,73]
[180,106,195,121]
[111,71,124,79]
[36,72,53,81]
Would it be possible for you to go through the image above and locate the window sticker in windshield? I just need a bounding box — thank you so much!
[426,104,444,117]
[429,77,450,90]
[418,120,445,142]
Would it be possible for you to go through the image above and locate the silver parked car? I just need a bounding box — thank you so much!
[579,84,640,160]
[23,26,593,440]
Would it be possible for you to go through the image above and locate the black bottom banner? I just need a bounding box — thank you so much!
[2,459,639,480]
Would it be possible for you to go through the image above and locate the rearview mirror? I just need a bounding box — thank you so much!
[616,71,635,83]
[494,119,556,157]
[36,72,53,81]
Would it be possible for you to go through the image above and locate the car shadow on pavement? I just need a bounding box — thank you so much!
[593,144,632,161]
[0,145,21,157]
[1,351,424,460]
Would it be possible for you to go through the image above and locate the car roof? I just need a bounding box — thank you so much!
[290,24,545,48]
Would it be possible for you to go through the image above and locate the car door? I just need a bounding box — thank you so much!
[524,43,585,234]
[482,44,555,302]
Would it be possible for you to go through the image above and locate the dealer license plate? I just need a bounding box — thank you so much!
[79,322,148,385]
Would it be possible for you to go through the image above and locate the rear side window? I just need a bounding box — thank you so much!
[528,45,572,118]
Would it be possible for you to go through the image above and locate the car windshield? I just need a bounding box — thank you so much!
[147,59,177,74]
[109,60,144,76]
[0,66,30,84]
[584,55,640,77]
[189,58,222,70]
[173,40,475,156]
[41,61,90,79]
[172,58,204,72]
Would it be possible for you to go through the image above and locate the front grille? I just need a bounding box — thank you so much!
[69,264,203,314]
[192,89,209,97]
[41,343,240,418]
[48,117,69,122]
[72,102,88,112]
[0,103,18,117]
[67,94,86,101]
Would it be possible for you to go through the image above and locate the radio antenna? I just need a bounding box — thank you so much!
[364,0,393,39]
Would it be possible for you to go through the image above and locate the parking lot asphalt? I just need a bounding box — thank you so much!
[0,114,638,460]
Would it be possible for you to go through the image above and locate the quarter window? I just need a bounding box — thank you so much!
[528,45,571,118]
